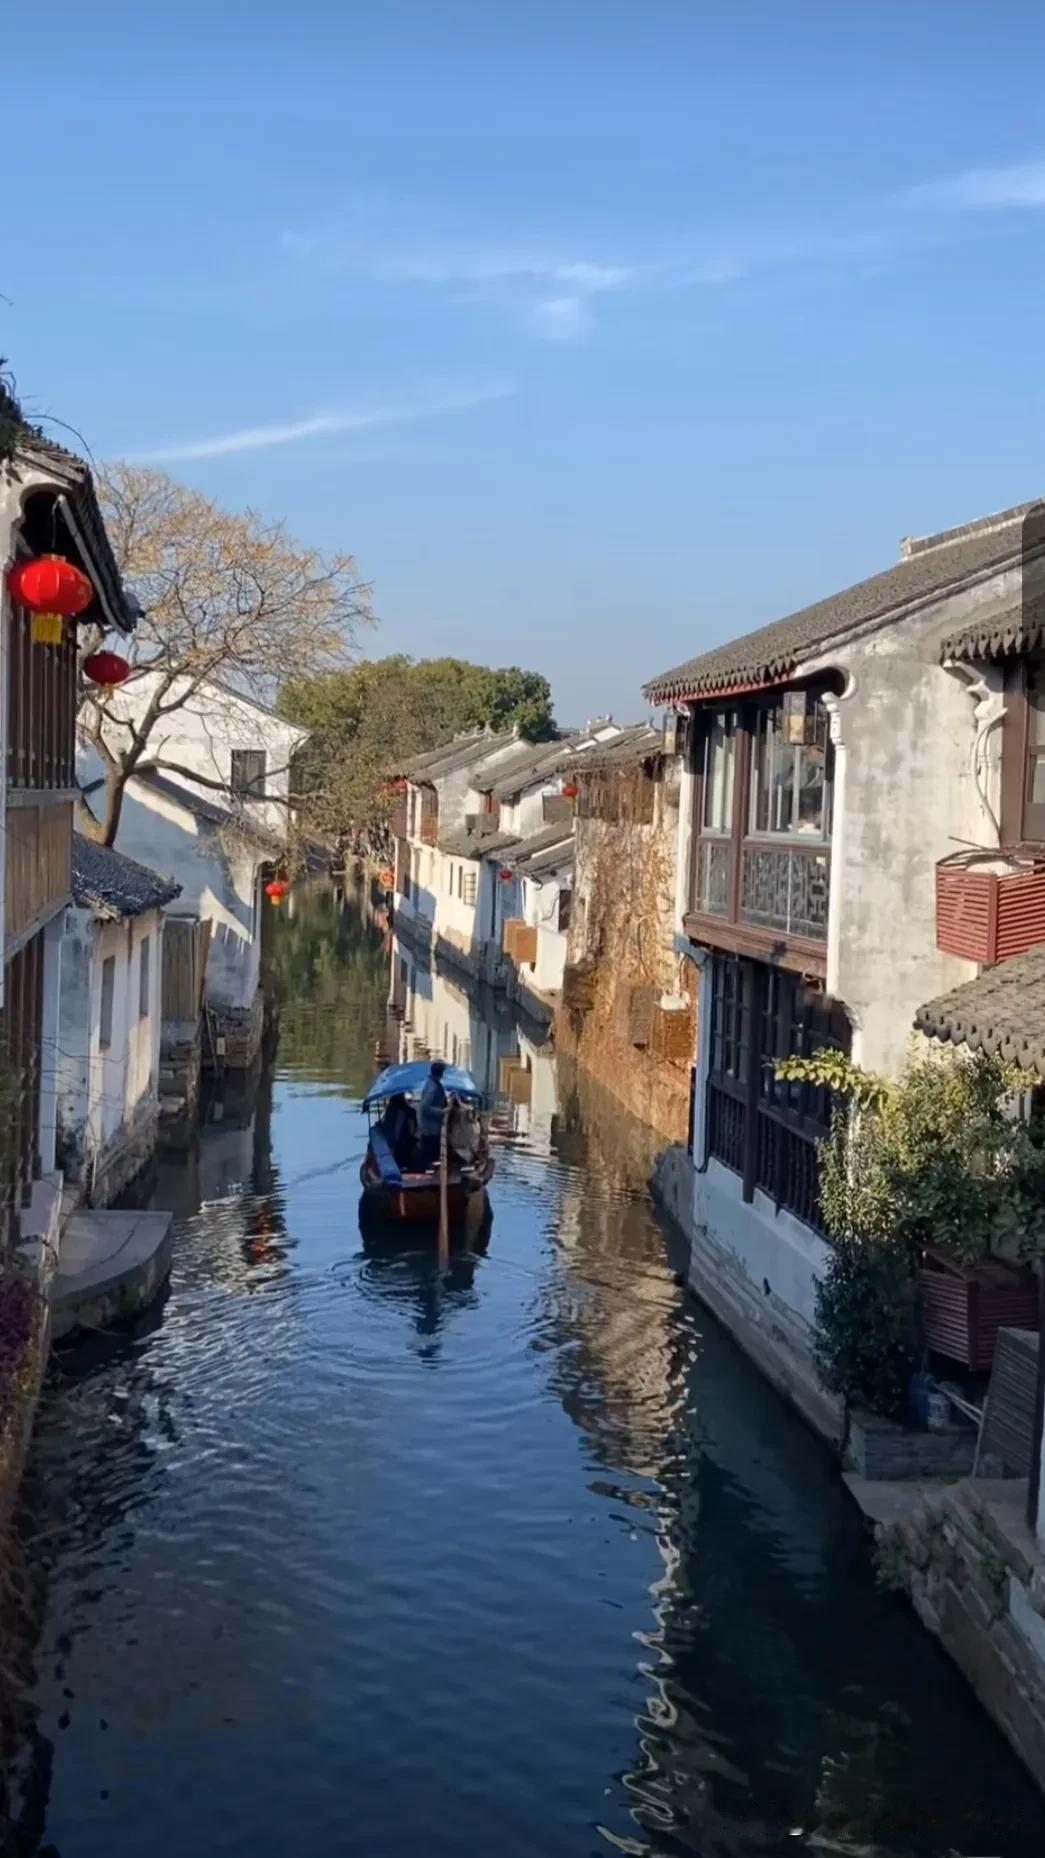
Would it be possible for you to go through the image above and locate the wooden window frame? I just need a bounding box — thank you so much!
[685,685,836,975]
[705,950,849,1227]
[1001,656,1045,847]
[229,748,267,799]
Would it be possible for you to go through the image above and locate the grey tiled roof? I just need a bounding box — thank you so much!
[438,820,520,860]
[72,833,181,920]
[942,591,1045,664]
[915,946,1045,1076]
[478,739,570,801]
[645,503,1043,704]
[572,722,663,769]
[500,821,575,873]
[511,828,575,879]
[523,843,574,878]
[15,432,137,635]
[394,730,515,782]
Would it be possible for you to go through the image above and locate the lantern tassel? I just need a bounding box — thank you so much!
[31,612,64,646]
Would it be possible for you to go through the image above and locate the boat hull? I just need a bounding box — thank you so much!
[359,1154,493,1232]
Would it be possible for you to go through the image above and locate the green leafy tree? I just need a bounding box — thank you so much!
[280,654,555,840]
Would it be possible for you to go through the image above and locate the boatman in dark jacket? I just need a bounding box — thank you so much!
[419,1060,448,1167]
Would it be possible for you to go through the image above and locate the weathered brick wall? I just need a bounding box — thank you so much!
[557,764,694,1143]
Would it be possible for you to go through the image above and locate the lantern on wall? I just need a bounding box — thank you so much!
[7,554,94,645]
[782,688,817,745]
[265,879,289,905]
[498,867,513,882]
[561,780,579,801]
[83,649,132,687]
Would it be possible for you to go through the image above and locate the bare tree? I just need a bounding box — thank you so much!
[77,464,370,845]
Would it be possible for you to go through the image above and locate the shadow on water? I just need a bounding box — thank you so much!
[2,878,1045,1857]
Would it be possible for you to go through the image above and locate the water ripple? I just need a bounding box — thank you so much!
[2,896,1043,1858]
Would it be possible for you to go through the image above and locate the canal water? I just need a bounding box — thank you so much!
[4,881,1045,1857]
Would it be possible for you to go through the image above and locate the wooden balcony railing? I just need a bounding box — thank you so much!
[706,1078,826,1231]
[694,838,830,944]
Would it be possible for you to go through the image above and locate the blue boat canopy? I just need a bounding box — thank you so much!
[362,1060,484,1110]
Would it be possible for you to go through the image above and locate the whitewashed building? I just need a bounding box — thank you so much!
[94,673,309,841]
[97,765,279,1066]
[646,498,1045,1441]
[393,723,622,1002]
[80,677,303,1068]
[57,836,180,1204]
[0,428,136,1256]
[392,730,520,971]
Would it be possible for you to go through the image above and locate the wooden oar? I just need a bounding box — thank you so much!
[437,1097,450,1269]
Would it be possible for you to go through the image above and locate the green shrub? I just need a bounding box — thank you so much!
[777,1048,1045,1418]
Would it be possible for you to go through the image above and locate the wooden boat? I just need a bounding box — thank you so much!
[359,1060,494,1229]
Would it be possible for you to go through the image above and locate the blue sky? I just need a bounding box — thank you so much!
[7,3,1045,720]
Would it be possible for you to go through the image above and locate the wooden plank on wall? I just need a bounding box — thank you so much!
[5,801,73,943]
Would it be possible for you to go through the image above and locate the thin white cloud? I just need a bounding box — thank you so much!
[529,295,590,343]
[908,160,1045,210]
[277,216,900,348]
[331,243,632,293]
[131,377,517,463]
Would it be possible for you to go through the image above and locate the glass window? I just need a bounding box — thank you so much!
[230,749,266,797]
[709,953,748,1083]
[749,698,833,839]
[702,711,736,832]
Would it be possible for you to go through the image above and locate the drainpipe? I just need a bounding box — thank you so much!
[673,723,695,938]
[821,688,850,1010]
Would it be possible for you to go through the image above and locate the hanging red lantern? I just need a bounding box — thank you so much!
[561,780,579,800]
[498,867,513,882]
[83,650,132,687]
[8,554,94,645]
[265,879,288,904]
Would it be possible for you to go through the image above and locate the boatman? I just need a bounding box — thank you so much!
[419,1060,449,1167]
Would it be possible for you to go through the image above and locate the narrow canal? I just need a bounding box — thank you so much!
[5,883,1045,1857]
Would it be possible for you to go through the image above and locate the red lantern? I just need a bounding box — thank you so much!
[265,879,288,904]
[9,553,95,645]
[561,780,579,800]
[83,650,131,687]
[8,554,94,618]
[498,868,513,882]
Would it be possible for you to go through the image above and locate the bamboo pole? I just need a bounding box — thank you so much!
[437,1097,450,1269]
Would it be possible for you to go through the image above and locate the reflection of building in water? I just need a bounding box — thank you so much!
[387,938,559,1152]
